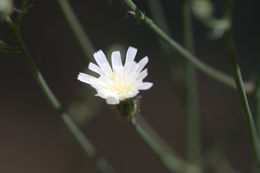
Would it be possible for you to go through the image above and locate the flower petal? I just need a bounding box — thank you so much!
[126,46,137,62]
[88,62,103,75]
[106,96,120,105]
[137,69,148,81]
[77,72,96,84]
[111,51,123,73]
[138,82,153,90]
[124,47,137,70]
[93,50,112,73]
[137,56,149,73]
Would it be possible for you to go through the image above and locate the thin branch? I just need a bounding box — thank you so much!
[56,0,95,60]
[6,17,117,173]
[121,0,238,91]
[224,30,260,163]
[15,0,30,28]
[182,0,201,169]
[129,116,199,173]
[254,75,260,136]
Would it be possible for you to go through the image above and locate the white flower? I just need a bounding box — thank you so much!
[77,47,153,105]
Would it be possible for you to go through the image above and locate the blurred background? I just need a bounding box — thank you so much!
[0,0,260,172]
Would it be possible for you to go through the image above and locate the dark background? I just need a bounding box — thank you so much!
[0,0,260,172]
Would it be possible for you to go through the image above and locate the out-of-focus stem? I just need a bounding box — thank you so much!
[15,0,30,28]
[146,0,185,92]
[221,0,260,163]
[183,0,201,169]
[6,17,117,173]
[56,0,100,125]
[130,116,199,173]
[224,30,260,163]
[121,0,238,91]
[56,0,94,60]
[146,0,172,53]
[255,77,260,136]
[146,0,171,36]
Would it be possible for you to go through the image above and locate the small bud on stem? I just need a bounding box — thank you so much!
[116,97,140,119]
[0,0,13,20]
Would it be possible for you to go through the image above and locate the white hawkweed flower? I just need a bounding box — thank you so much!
[77,47,153,105]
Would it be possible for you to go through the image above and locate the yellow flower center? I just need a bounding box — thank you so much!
[104,72,134,94]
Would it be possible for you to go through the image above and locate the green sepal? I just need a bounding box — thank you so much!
[116,97,141,119]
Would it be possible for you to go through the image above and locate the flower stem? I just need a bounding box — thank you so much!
[56,0,95,60]
[130,116,198,173]
[56,0,101,124]
[146,0,172,53]
[255,77,260,136]
[223,0,260,164]
[61,113,117,173]
[224,30,260,163]
[6,17,117,173]
[121,0,237,91]
[182,0,201,169]
[15,0,30,28]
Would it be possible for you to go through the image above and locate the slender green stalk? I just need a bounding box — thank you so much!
[146,0,186,92]
[255,77,260,136]
[6,17,117,173]
[146,0,172,54]
[15,0,30,28]
[56,0,94,60]
[224,30,260,163]
[146,0,171,36]
[121,0,237,91]
[62,114,117,173]
[130,116,199,173]
[56,0,100,125]
[183,0,201,168]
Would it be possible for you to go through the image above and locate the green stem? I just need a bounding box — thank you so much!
[255,77,260,137]
[146,0,172,53]
[121,0,237,91]
[130,116,199,173]
[62,114,116,173]
[224,30,260,163]
[56,0,95,60]
[146,0,186,95]
[15,0,30,28]
[6,17,117,173]
[57,0,100,125]
[183,0,201,168]
[146,0,171,36]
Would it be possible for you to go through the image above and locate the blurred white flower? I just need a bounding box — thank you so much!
[78,47,153,105]
[192,0,213,20]
[0,0,13,18]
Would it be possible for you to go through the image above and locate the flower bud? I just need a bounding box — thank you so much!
[192,0,213,20]
[0,0,13,19]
